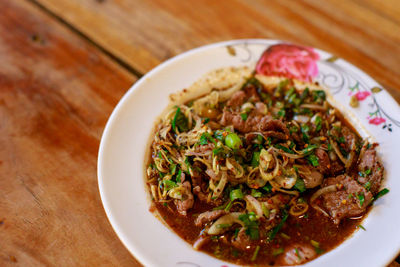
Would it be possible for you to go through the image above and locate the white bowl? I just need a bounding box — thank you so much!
[98,39,400,267]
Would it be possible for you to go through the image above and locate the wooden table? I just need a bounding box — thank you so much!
[1,0,399,266]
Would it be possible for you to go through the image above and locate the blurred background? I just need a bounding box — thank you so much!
[0,0,399,266]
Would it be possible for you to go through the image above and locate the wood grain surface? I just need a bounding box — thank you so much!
[0,1,140,266]
[33,0,400,102]
[1,0,399,266]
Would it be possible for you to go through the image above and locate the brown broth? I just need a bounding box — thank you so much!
[154,192,365,266]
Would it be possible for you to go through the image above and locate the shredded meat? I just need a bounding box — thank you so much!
[357,147,384,195]
[174,181,194,216]
[321,175,372,224]
[315,148,330,175]
[226,90,246,108]
[195,210,227,227]
[281,243,317,265]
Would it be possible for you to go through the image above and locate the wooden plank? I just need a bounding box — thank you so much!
[0,1,140,266]
[33,0,400,102]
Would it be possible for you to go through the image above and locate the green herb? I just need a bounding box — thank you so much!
[262,183,272,193]
[358,225,366,231]
[357,192,365,207]
[289,126,299,134]
[280,232,291,240]
[313,90,326,101]
[251,245,260,261]
[307,154,319,167]
[240,113,248,121]
[300,144,318,154]
[348,193,354,199]
[274,144,294,154]
[300,87,309,101]
[171,107,189,133]
[230,188,244,200]
[234,228,240,239]
[295,248,301,260]
[199,132,217,145]
[224,200,233,211]
[269,210,288,241]
[214,130,225,141]
[163,202,168,207]
[225,133,242,149]
[294,178,306,193]
[301,124,310,133]
[251,151,261,167]
[365,169,371,175]
[169,163,177,175]
[261,203,270,218]
[239,212,259,240]
[163,180,177,191]
[277,108,286,118]
[372,188,389,203]
[364,181,371,191]
[315,247,324,255]
[315,115,322,131]
[203,117,210,124]
[272,247,284,256]
[311,240,320,248]
[210,236,219,241]
[251,189,262,198]
[327,143,332,151]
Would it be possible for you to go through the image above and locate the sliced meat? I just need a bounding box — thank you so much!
[329,160,345,176]
[226,90,246,108]
[300,166,323,188]
[174,181,194,216]
[254,102,267,115]
[321,175,372,224]
[281,243,317,265]
[194,210,227,227]
[243,84,260,102]
[193,186,208,202]
[220,109,289,137]
[231,227,254,251]
[357,147,384,195]
[315,148,330,175]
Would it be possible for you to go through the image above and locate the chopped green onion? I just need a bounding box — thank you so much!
[162,180,177,191]
[224,200,234,211]
[300,144,318,154]
[272,247,284,256]
[315,116,322,132]
[294,178,306,193]
[280,232,291,240]
[251,151,261,167]
[230,188,244,200]
[251,189,262,198]
[171,107,189,133]
[372,188,389,203]
[216,223,231,229]
[295,248,301,260]
[199,132,217,145]
[307,154,319,167]
[357,192,365,207]
[277,108,286,118]
[240,113,248,121]
[310,240,320,248]
[225,133,242,149]
[358,225,366,231]
[234,228,240,238]
[262,183,272,193]
[251,246,260,261]
[364,181,371,191]
[274,144,294,154]
[261,203,270,218]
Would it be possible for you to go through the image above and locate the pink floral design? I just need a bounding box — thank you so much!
[255,44,320,82]
[369,117,386,125]
[354,91,371,101]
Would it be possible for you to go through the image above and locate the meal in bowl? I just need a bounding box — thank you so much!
[145,45,388,266]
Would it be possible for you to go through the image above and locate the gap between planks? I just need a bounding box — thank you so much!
[27,0,144,78]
